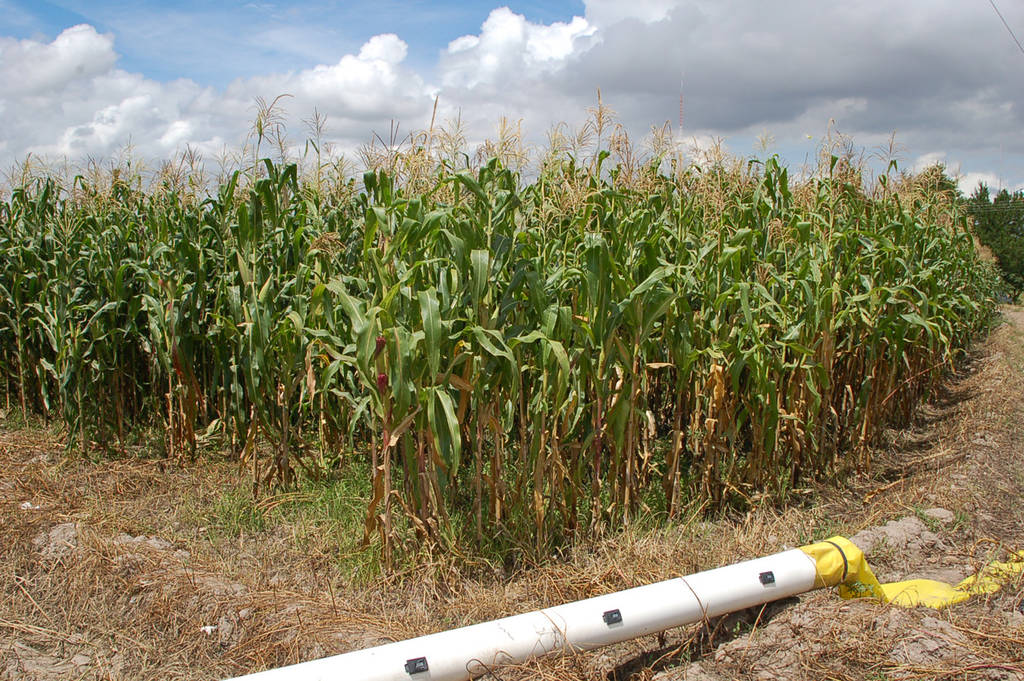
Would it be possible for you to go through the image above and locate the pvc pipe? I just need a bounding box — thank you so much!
[226,547,823,681]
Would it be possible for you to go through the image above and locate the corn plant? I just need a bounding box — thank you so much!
[0,139,998,564]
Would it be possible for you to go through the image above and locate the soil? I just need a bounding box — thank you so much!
[2,307,1023,681]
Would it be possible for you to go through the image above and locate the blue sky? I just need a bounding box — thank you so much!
[1,0,1022,192]
[2,0,585,85]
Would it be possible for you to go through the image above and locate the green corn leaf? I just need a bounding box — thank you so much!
[419,287,442,377]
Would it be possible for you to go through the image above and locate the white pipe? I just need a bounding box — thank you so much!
[226,548,822,681]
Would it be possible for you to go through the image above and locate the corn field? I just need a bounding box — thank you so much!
[0,133,999,562]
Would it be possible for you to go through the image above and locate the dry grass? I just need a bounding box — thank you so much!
[2,308,1023,680]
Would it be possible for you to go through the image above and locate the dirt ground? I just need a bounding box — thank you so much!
[2,308,1023,681]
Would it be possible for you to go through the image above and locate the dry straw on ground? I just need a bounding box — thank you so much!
[2,308,1023,680]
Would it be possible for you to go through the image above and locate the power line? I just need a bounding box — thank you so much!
[987,0,1024,57]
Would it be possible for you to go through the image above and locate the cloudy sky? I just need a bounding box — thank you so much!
[1,0,1022,192]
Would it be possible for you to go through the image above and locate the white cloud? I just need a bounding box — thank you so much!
[913,154,1017,196]
[957,171,1002,196]
[447,34,479,54]
[357,33,407,63]
[0,25,116,96]
[583,0,677,26]
[0,2,1022,190]
[440,8,595,90]
[913,152,947,173]
[3,27,435,167]
[159,120,193,150]
[284,35,429,118]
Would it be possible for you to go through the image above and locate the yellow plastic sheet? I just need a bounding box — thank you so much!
[800,536,1024,610]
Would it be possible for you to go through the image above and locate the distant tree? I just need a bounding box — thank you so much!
[968,184,1024,297]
